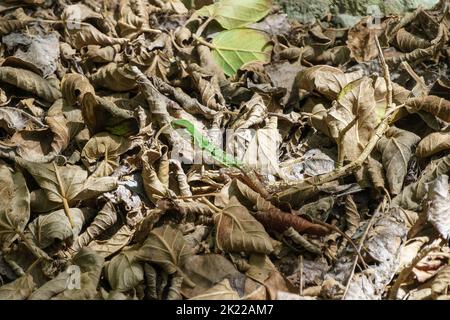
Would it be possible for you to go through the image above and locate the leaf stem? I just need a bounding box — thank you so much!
[53,163,75,228]
[176,268,196,288]
[270,35,395,194]
[62,197,75,228]
[17,231,51,261]
[25,258,42,274]
[192,35,215,49]
[195,16,214,37]
[342,209,380,299]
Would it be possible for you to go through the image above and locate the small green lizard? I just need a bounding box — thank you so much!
[170,119,269,198]
[171,119,243,168]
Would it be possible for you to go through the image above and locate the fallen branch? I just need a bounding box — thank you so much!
[269,35,395,195]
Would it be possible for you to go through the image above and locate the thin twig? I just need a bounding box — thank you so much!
[192,34,215,49]
[312,219,368,269]
[176,192,221,199]
[375,36,393,109]
[342,208,380,299]
[337,115,359,168]
[195,16,214,37]
[269,35,395,194]
[141,27,162,34]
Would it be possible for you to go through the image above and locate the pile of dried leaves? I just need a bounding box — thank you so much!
[0,0,450,300]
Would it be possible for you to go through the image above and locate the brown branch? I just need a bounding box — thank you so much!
[269,35,395,194]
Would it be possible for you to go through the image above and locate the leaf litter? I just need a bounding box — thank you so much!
[0,0,449,300]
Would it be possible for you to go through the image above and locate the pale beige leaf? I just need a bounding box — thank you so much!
[427,175,450,239]
[297,65,363,101]
[0,274,35,300]
[229,93,267,129]
[432,266,450,298]
[416,132,450,158]
[327,77,377,163]
[406,96,450,122]
[242,117,283,177]
[66,25,127,50]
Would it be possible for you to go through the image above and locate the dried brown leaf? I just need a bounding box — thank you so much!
[189,279,240,300]
[137,225,193,275]
[416,132,450,158]
[377,127,420,195]
[61,73,96,108]
[297,65,363,101]
[0,67,61,102]
[215,196,274,254]
[406,96,450,122]
[0,274,35,300]
[81,132,132,177]
[327,77,377,163]
[0,163,29,248]
[89,63,136,92]
[427,175,450,239]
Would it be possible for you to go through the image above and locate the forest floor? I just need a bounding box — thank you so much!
[0,0,449,300]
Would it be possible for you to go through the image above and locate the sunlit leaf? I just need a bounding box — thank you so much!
[196,0,272,30]
[210,28,272,76]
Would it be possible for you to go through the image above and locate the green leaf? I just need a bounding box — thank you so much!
[210,28,272,76]
[171,119,243,167]
[196,0,272,30]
